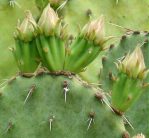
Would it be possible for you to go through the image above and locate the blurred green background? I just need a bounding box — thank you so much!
[1,0,149,82]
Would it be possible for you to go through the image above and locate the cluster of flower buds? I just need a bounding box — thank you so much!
[116,47,148,79]
[13,3,108,73]
[15,4,62,41]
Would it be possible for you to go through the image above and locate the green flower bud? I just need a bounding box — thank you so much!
[116,47,148,79]
[38,4,59,36]
[81,16,105,46]
[15,11,37,42]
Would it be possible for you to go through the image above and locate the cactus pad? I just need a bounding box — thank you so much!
[0,74,126,138]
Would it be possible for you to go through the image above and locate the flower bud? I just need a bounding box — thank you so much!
[16,11,37,42]
[38,4,59,36]
[116,47,148,79]
[133,133,145,138]
[81,16,105,46]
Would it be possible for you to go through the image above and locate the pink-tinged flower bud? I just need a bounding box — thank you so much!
[16,11,37,42]
[38,4,59,36]
[116,47,148,79]
[81,16,105,46]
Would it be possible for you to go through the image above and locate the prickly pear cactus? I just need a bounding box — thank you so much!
[0,4,129,138]
[0,1,149,138]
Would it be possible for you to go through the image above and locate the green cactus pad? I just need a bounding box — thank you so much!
[0,74,126,138]
[125,90,149,136]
